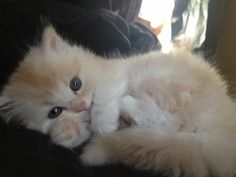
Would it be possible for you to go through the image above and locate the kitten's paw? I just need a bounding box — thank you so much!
[91,117,118,134]
[50,118,90,148]
[121,95,136,109]
[80,140,109,166]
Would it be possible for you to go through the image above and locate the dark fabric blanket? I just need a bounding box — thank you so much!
[0,0,161,177]
[0,120,160,177]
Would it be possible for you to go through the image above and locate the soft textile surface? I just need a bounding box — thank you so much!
[0,0,160,177]
[0,120,159,177]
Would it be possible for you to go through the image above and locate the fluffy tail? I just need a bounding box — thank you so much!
[81,127,236,177]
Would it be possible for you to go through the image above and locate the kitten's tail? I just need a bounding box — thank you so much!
[81,127,236,177]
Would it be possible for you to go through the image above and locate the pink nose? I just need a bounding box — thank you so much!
[70,100,87,113]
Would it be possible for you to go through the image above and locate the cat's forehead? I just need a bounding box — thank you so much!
[4,37,98,103]
[7,54,82,101]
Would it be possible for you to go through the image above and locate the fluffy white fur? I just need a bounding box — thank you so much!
[1,26,236,177]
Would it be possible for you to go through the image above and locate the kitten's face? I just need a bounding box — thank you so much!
[0,27,100,148]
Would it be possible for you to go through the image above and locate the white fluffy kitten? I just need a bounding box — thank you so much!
[1,26,236,177]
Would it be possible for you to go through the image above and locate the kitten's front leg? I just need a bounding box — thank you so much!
[90,99,120,134]
[120,95,168,127]
[90,81,126,134]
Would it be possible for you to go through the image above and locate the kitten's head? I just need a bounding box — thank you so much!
[0,26,100,148]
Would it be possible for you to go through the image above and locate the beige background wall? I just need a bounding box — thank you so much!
[216,0,236,94]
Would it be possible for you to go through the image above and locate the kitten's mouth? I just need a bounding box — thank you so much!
[86,92,95,122]
[88,92,95,116]
[83,101,93,124]
[88,101,94,115]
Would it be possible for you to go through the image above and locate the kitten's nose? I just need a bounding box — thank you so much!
[70,100,87,113]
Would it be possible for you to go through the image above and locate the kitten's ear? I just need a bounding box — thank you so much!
[41,26,67,54]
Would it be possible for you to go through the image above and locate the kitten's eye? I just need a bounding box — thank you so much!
[70,77,82,92]
[48,106,63,119]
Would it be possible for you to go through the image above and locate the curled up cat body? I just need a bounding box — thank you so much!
[1,27,236,177]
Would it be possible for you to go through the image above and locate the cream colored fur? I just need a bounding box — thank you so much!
[81,50,236,177]
[0,27,236,177]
